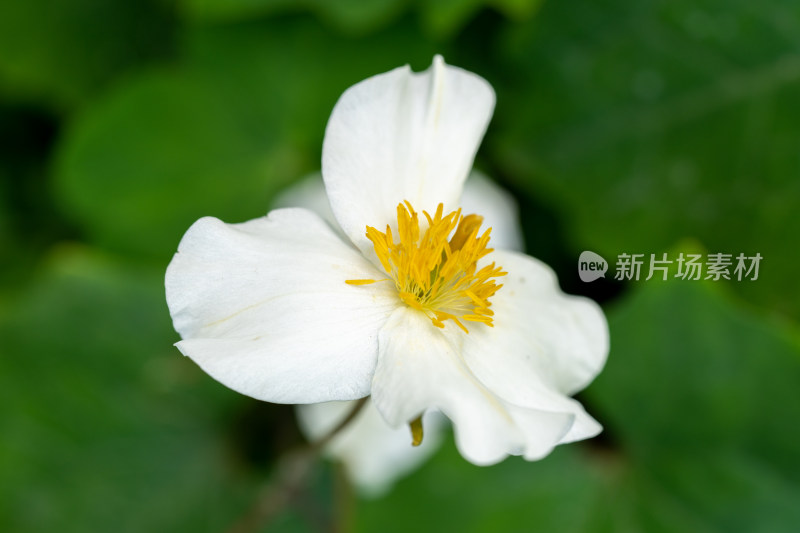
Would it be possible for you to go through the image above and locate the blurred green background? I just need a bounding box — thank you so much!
[1,0,799,531]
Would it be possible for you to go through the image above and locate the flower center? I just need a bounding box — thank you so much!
[347,201,506,333]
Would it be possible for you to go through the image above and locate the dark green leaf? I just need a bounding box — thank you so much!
[356,281,800,532]
[179,0,406,34]
[489,0,800,318]
[0,0,173,111]
[0,246,257,532]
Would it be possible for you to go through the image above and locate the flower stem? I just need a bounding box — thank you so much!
[310,397,369,453]
[225,397,369,533]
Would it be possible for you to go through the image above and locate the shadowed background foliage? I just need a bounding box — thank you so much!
[1,0,798,531]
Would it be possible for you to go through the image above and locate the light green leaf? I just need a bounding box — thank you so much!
[54,18,439,258]
[55,68,303,257]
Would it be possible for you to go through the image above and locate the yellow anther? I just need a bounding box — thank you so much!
[347,202,506,332]
[410,415,424,446]
[449,214,484,252]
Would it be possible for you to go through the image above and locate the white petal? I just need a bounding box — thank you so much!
[271,173,338,231]
[323,55,495,256]
[471,249,609,398]
[165,209,399,403]
[461,170,524,252]
[295,400,443,497]
[274,171,523,252]
[459,326,602,448]
[372,307,576,465]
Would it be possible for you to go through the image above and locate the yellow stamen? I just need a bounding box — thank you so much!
[410,415,424,446]
[347,202,506,332]
[449,214,484,252]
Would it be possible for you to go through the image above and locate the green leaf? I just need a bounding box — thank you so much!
[0,246,256,532]
[489,0,800,318]
[418,0,484,37]
[589,280,800,531]
[418,0,542,38]
[0,0,173,111]
[356,445,607,533]
[54,18,439,258]
[356,281,800,531]
[55,68,304,258]
[490,0,542,19]
[179,0,406,34]
[179,0,544,38]
[590,280,800,475]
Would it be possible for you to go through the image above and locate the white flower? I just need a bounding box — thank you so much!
[166,56,608,469]
[279,170,522,495]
